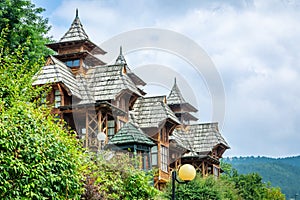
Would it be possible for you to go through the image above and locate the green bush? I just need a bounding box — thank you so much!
[162,175,240,200]
[0,104,84,199]
[81,152,159,200]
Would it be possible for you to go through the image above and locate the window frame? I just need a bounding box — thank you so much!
[151,146,158,166]
[65,59,80,68]
[107,120,115,139]
[54,90,61,108]
[160,145,168,173]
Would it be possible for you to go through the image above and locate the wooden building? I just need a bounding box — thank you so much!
[33,10,229,189]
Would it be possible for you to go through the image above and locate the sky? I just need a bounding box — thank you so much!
[32,0,300,158]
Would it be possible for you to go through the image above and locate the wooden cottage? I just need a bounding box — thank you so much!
[33,10,230,189]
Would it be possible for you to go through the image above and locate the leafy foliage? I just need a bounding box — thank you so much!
[0,103,84,199]
[81,152,159,200]
[223,156,300,198]
[221,162,285,200]
[162,174,240,200]
[0,0,52,65]
[0,32,84,199]
[161,162,285,200]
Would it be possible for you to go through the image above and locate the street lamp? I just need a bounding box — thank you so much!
[97,131,106,152]
[172,164,196,200]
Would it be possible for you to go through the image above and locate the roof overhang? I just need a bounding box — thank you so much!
[59,101,126,116]
[175,112,198,121]
[181,154,220,164]
[168,102,198,112]
[54,51,106,66]
[47,39,106,55]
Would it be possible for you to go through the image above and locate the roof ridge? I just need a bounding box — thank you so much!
[118,65,142,97]
[144,95,166,99]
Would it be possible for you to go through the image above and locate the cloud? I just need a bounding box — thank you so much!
[37,0,300,157]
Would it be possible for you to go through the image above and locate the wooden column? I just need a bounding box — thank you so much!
[157,131,161,179]
[148,149,152,170]
[202,161,205,177]
[85,111,88,148]
[97,111,102,149]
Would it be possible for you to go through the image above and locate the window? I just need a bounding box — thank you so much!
[65,59,80,67]
[151,146,158,166]
[107,120,115,139]
[160,128,168,143]
[161,146,168,172]
[142,152,149,170]
[54,90,61,108]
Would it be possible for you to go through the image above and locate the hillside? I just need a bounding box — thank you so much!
[223,156,300,199]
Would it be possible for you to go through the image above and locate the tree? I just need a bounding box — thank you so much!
[0,33,84,199]
[0,0,52,65]
[221,162,285,200]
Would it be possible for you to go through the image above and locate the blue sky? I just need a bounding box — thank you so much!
[32,0,300,157]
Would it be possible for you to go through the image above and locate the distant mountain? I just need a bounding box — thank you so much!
[222,155,300,199]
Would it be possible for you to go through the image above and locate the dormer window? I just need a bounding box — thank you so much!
[65,59,80,68]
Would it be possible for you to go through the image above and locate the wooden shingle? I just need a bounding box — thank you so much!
[32,56,81,99]
[107,122,155,146]
[132,96,180,128]
[174,123,230,155]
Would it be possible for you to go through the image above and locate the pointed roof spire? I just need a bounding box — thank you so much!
[167,77,186,104]
[59,9,89,42]
[115,46,127,64]
[167,78,198,112]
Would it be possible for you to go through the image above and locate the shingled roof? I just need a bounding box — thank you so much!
[167,78,198,112]
[169,128,190,150]
[189,123,229,154]
[47,10,106,55]
[107,122,155,146]
[33,60,144,105]
[60,9,89,42]
[167,78,186,104]
[86,64,143,101]
[32,56,81,99]
[132,96,180,128]
[173,123,229,155]
[75,74,94,104]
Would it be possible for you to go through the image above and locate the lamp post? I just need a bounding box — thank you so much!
[171,164,196,200]
[97,131,106,153]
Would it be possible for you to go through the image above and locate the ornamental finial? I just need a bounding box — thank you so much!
[76,8,79,18]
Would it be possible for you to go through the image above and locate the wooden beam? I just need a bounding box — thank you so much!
[85,111,88,148]
[202,161,205,177]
